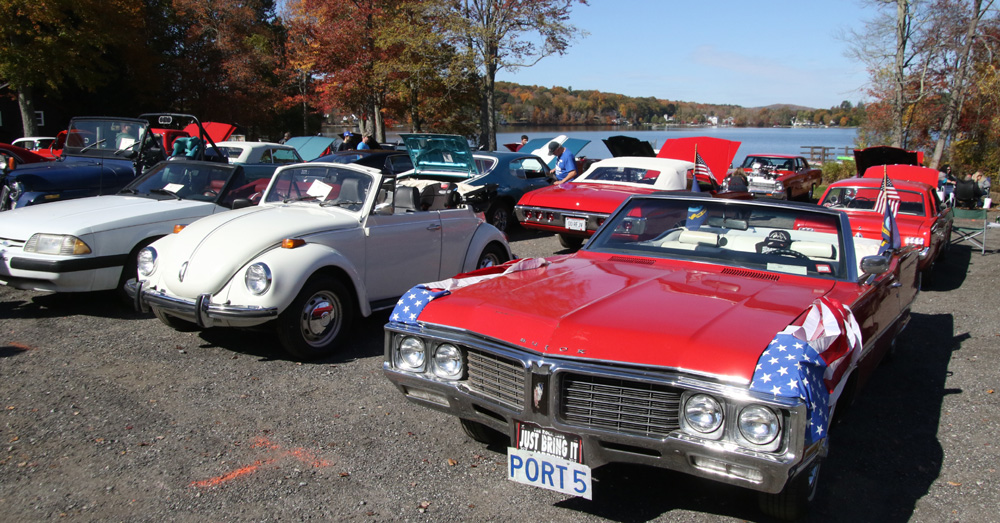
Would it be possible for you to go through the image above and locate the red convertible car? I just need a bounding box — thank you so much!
[383,194,920,520]
[819,164,951,284]
[739,154,823,201]
[515,137,742,249]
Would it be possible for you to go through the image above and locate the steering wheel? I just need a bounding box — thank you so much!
[769,248,810,261]
[203,189,219,198]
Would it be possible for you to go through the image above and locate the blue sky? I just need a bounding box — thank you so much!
[496,0,878,109]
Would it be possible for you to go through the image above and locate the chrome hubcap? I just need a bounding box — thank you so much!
[300,291,341,346]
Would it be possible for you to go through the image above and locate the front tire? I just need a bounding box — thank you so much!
[486,201,514,232]
[276,275,354,360]
[460,419,508,446]
[759,460,821,520]
[476,243,510,269]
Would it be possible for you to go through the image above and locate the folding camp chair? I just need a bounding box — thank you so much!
[951,208,988,254]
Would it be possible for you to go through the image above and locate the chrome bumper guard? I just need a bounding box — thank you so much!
[125,279,278,328]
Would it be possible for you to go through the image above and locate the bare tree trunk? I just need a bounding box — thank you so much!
[17,86,39,137]
[929,0,984,169]
[891,0,910,148]
[300,71,309,136]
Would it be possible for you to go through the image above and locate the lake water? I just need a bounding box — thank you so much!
[496,126,859,165]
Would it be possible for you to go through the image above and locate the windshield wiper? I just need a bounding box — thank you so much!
[283,195,318,203]
[79,139,108,152]
[150,188,182,200]
[118,188,140,195]
[322,200,363,208]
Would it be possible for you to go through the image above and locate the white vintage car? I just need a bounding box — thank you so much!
[0,158,261,294]
[126,162,512,360]
[215,141,303,166]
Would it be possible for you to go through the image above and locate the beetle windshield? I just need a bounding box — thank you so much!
[265,165,373,212]
[586,196,863,280]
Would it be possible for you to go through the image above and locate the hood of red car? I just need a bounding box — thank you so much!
[657,136,741,184]
[418,253,835,383]
[517,182,657,214]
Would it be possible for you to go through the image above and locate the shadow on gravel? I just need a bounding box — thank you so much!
[195,309,392,364]
[927,244,974,292]
[0,345,31,358]
[0,291,145,320]
[545,312,957,522]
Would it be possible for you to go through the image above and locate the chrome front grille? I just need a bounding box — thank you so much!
[466,349,526,410]
[561,374,681,438]
[748,182,777,192]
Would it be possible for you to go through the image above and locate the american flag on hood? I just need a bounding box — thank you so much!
[749,297,862,446]
[390,258,550,325]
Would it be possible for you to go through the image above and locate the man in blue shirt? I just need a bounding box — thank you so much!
[549,141,577,184]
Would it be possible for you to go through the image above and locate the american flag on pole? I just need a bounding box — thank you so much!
[692,151,712,193]
[874,165,900,216]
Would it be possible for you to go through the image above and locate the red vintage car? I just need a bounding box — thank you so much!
[739,154,823,201]
[383,194,920,520]
[819,164,952,284]
[515,136,741,250]
[0,143,54,169]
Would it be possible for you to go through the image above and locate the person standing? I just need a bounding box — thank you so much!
[338,131,355,151]
[516,135,529,151]
[549,142,577,184]
[278,132,291,144]
[357,135,371,150]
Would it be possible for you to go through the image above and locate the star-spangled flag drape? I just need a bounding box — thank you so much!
[749,297,862,446]
[389,258,550,326]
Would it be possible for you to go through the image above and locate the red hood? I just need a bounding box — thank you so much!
[657,136,741,184]
[517,182,657,214]
[842,210,928,240]
[861,164,939,189]
[419,253,835,383]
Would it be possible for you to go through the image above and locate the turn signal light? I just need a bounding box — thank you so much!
[173,224,187,234]
[282,238,306,249]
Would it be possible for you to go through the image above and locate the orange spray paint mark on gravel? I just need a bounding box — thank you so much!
[189,435,332,489]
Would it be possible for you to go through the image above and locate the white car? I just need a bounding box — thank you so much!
[216,141,302,165]
[0,159,262,294]
[127,162,511,360]
[11,136,56,152]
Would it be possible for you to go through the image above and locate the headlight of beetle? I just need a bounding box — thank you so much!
[244,263,272,295]
[684,394,723,433]
[24,233,92,255]
[432,343,464,379]
[738,405,780,445]
[396,336,426,371]
[137,247,157,277]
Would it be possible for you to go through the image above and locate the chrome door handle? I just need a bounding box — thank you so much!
[427,224,441,231]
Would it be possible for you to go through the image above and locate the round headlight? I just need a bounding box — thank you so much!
[244,263,272,295]
[136,247,157,277]
[398,336,426,371]
[684,394,723,433]
[433,343,464,379]
[738,405,780,445]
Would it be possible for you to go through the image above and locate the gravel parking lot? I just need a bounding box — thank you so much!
[2,222,998,522]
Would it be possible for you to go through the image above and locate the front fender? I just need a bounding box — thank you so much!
[460,222,512,272]
[219,242,372,318]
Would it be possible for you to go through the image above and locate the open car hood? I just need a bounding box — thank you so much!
[285,136,338,160]
[853,146,922,176]
[657,136,740,184]
[401,134,478,177]
[603,135,656,157]
[861,164,939,189]
[185,122,236,144]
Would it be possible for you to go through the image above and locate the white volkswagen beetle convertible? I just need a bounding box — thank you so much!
[126,162,511,360]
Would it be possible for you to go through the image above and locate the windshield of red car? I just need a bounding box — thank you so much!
[587,197,855,280]
[820,186,926,215]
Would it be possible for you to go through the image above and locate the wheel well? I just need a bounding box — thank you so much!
[121,236,164,278]
[310,265,360,311]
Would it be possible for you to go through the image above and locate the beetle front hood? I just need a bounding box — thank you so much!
[417,254,836,383]
[157,204,359,296]
[517,182,655,214]
[0,195,215,240]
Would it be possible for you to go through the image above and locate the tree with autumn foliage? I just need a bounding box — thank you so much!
[0,0,142,136]
[450,0,588,150]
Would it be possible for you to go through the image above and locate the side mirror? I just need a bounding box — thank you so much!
[859,255,890,284]
[374,202,393,215]
[231,198,253,209]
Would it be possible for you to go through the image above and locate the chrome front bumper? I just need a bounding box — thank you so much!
[126,279,278,328]
[383,322,822,495]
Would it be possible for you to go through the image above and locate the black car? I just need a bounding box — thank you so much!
[313,150,414,176]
